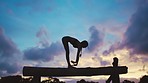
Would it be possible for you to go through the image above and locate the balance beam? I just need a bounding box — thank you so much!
[23,66,128,77]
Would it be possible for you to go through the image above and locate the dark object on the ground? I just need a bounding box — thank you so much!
[139,75,148,83]
[122,80,135,83]
[77,79,99,83]
[106,57,120,83]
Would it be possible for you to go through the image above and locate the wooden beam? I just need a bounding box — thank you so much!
[23,66,128,77]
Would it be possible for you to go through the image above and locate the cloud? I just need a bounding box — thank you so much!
[24,28,64,62]
[100,60,110,66]
[123,0,148,55]
[103,0,148,56]
[36,27,50,47]
[24,41,63,62]
[0,28,19,57]
[103,42,122,56]
[0,28,21,76]
[91,53,110,66]
[87,26,104,52]
[0,62,20,76]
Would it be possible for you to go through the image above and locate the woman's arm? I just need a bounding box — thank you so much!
[71,47,82,66]
[76,48,82,62]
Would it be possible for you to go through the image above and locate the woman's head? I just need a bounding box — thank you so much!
[81,40,88,48]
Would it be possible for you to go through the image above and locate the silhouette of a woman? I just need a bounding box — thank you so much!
[62,36,88,68]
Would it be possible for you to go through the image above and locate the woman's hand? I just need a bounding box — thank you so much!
[71,60,78,66]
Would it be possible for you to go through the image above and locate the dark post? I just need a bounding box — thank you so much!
[106,57,120,83]
[32,75,41,83]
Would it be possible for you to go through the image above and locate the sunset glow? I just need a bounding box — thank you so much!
[0,0,148,82]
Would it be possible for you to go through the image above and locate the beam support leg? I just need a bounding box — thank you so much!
[32,75,41,83]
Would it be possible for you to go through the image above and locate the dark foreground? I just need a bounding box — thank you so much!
[0,75,147,83]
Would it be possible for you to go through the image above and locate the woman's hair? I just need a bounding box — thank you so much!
[81,40,88,48]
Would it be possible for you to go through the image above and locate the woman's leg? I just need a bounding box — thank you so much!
[62,37,71,67]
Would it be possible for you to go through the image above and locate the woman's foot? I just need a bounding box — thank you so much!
[68,65,76,68]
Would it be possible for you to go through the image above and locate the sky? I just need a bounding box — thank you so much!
[0,0,148,82]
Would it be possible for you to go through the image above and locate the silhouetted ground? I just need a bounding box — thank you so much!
[0,75,65,83]
[0,75,147,83]
[77,79,99,83]
[139,75,148,83]
[122,80,135,83]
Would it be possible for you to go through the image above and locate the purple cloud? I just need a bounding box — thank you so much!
[0,28,21,76]
[103,0,148,56]
[24,41,63,62]
[24,28,63,62]
[87,26,104,52]
[0,28,20,57]
[123,0,148,55]
[100,60,110,66]
[0,62,20,76]
[103,42,122,56]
